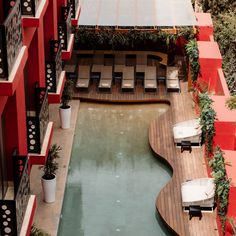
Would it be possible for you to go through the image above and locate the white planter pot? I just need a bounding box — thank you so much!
[59,106,71,129]
[41,175,56,203]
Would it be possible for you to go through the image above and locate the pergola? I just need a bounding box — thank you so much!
[78,0,197,30]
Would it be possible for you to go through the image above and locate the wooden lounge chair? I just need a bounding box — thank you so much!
[166,66,180,92]
[76,65,91,91]
[136,54,147,73]
[144,79,157,92]
[114,53,125,73]
[98,66,113,92]
[121,66,135,92]
[144,66,157,92]
[145,66,157,80]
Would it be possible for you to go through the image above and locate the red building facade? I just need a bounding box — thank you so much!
[197,13,236,236]
[0,0,80,235]
[0,2,235,236]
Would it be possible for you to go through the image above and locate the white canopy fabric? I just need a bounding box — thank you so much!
[78,0,196,28]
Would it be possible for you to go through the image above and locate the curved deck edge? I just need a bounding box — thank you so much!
[148,109,190,236]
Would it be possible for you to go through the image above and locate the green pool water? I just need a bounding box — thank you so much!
[58,103,172,236]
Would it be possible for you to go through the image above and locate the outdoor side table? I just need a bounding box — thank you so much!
[181,141,192,153]
[189,205,202,220]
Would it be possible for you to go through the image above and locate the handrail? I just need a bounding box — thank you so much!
[58,6,72,50]
[69,0,79,18]
[27,86,49,153]
[46,40,62,92]
[0,153,30,236]
[0,0,22,79]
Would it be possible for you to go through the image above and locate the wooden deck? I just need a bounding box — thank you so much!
[73,80,219,236]
[74,79,169,102]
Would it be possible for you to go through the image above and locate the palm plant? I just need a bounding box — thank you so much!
[61,79,74,109]
[30,224,50,236]
[42,144,61,180]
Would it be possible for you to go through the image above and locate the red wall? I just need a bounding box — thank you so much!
[197,13,236,235]
[196,13,214,41]
[214,122,236,150]
[44,0,59,59]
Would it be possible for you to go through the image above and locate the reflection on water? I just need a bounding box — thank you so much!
[58,103,172,236]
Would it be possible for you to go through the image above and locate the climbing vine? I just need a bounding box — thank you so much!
[209,147,230,234]
[198,92,216,155]
[185,39,200,84]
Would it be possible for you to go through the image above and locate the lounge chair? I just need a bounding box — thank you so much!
[144,80,157,92]
[76,65,91,91]
[114,53,125,73]
[121,66,135,92]
[98,66,113,92]
[145,66,157,80]
[166,66,180,92]
[144,66,157,92]
[173,119,202,146]
[181,178,215,211]
[136,54,147,73]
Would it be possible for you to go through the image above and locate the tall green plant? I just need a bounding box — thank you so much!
[209,147,230,234]
[185,39,200,83]
[30,224,50,236]
[42,144,61,179]
[61,79,74,108]
[198,93,216,155]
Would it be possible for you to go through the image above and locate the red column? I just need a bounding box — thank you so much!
[195,13,214,41]
[44,0,59,59]
[15,76,27,155]
[37,18,46,87]
[197,41,222,91]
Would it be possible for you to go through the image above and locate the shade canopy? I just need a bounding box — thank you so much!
[78,0,197,28]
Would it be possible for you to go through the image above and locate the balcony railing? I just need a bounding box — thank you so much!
[45,40,63,93]
[21,0,39,16]
[58,6,72,50]
[3,0,39,17]
[69,0,79,18]
[0,153,30,236]
[27,86,49,153]
[0,0,22,79]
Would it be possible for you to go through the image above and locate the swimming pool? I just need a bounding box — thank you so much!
[58,103,172,236]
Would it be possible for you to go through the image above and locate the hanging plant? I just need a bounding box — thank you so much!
[198,92,216,155]
[209,147,230,234]
[185,39,200,84]
[75,27,196,52]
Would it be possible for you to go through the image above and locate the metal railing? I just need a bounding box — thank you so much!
[58,6,72,50]
[0,154,30,236]
[69,0,79,18]
[21,0,39,16]
[0,0,22,79]
[45,40,63,92]
[27,86,49,153]
[3,0,39,17]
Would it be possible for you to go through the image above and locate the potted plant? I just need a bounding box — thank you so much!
[30,224,50,236]
[59,78,74,129]
[41,144,61,203]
